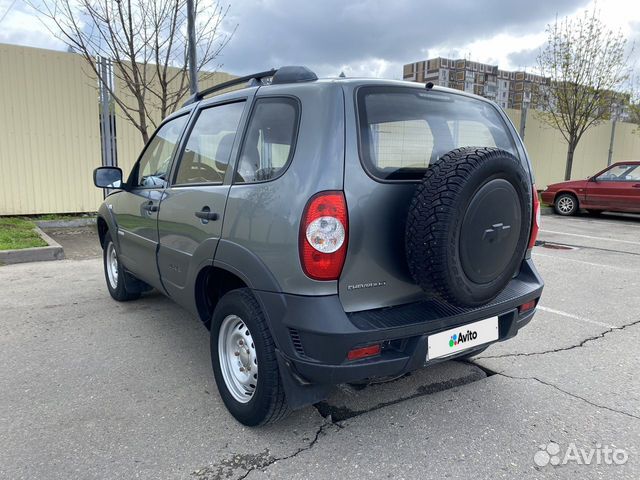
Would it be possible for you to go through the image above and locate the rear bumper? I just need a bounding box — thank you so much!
[254,259,543,386]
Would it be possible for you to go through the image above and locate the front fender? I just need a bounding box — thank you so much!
[97,202,120,249]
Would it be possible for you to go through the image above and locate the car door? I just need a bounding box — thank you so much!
[157,100,248,302]
[618,164,640,211]
[586,163,640,211]
[114,114,190,289]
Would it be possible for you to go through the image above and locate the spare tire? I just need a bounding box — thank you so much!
[406,147,532,307]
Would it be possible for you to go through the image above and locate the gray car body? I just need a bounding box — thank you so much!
[97,77,542,406]
[98,78,532,316]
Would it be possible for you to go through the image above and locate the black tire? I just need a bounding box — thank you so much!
[406,147,532,307]
[102,231,141,302]
[554,193,578,216]
[210,288,290,426]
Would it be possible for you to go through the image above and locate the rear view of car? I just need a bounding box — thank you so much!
[255,80,543,422]
[93,70,543,426]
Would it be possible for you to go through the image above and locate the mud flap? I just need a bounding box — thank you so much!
[276,350,332,410]
[123,268,153,294]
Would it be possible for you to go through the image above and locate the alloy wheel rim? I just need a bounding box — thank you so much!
[558,197,574,213]
[218,315,258,403]
[106,242,118,289]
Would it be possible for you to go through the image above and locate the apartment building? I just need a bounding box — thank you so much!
[403,57,548,110]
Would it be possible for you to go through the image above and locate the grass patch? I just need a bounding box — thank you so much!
[32,213,96,221]
[0,217,47,250]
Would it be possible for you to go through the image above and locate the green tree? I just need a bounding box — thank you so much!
[537,8,632,180]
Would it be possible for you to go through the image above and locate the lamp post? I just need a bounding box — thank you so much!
[186,0,198,95]
[607,103,621,166]
[519,96,530,140]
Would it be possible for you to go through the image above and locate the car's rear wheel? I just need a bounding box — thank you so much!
[554,193,578,216]
[210,288,289,426]
[102,232,141,301]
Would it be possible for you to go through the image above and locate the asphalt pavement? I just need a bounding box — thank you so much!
[1,213,639,479]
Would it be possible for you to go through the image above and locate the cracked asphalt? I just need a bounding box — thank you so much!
[1,213,639,479]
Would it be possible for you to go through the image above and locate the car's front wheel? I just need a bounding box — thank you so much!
[210,288,290,426]
[554,193,578,216]
[102,232,141,302]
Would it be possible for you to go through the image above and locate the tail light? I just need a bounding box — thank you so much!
[528,185,540,249]
[299,191,348,280]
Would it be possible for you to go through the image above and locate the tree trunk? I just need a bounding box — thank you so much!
[564,142,576,181]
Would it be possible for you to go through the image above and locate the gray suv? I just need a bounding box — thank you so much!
[93,66,543,426]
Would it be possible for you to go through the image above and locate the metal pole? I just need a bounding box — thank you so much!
[607,118,617,166]
[519,102,528,140]
[186,0,198,95]
[99,56,113,168]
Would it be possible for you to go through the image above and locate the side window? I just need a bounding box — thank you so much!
[236,97,299,183]
[134,115,188,188]
[174,102,245,185]
[597,164,638,182]
[627,166,640,181]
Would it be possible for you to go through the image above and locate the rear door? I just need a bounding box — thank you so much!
[340,85,525,312]
[157,100,247,301]
[586,163,640,211]
[114,114,189,289]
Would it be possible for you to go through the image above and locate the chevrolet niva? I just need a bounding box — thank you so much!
[93,66,543,426]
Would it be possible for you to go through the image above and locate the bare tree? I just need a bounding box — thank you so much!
[537,8,632,180]
[31,0,236,143]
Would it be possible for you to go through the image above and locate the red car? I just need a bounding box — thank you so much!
[541,161,640,216]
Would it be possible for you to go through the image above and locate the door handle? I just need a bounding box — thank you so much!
[632,184,640,188]
[195,209,218,221]
[142,202,159,212]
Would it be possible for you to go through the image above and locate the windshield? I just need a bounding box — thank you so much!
[357,86,519,180]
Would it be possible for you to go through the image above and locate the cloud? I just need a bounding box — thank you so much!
[5,0,623,79]
[0,1,66,50]
[216,0,587,76]
[507,46,543,70]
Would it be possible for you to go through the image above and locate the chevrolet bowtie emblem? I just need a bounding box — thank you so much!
[482,223,511,243]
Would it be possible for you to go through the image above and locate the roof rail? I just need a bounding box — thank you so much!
[182,68,277,107]
[182,66,318,107]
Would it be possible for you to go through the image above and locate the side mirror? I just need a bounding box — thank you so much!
[94,167,123,189]
[588,176,597,183]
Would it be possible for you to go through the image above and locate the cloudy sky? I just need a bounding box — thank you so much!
[0,0,638,78]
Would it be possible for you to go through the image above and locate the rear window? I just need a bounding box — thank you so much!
[357,86,518,181]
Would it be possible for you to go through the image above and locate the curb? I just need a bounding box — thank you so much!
[36,217,96,229]
[0,227,65,265]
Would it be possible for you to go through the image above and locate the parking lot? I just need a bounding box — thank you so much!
[1,213,639,479]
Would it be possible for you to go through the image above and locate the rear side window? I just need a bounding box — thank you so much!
[357,87,517,181]
[235,97,299,183]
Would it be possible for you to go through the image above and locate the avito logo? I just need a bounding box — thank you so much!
[449,329,478,348]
